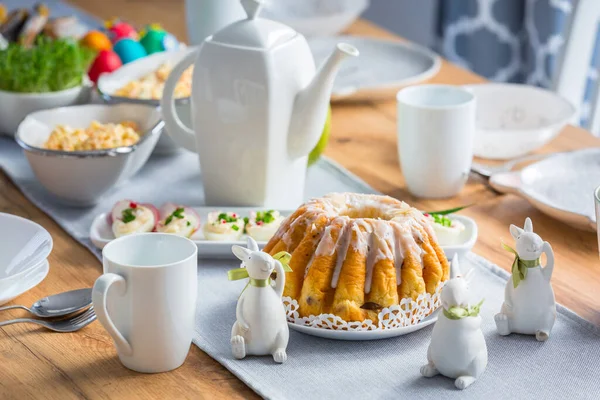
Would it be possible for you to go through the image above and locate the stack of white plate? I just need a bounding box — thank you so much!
[0,213,52,305]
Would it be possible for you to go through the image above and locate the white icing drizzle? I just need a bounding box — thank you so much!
[281,193,442,294]
[330,222,353,289]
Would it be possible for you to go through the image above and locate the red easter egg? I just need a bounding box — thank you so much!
[109,22,138,43]
[88,50,123,83]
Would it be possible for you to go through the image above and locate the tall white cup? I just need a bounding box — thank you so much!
[184,0,245,45]
[92,233,198,373]
[397,84,476,198]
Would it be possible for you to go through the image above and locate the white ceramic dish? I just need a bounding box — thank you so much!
[0,213,53,283]
[308,36,441,102]
[437,215,478,262]
[0,79,92,136]
[91,207,477,259]
[263,0,369,37]
[463,83,575,160]
[15,104,163,207]
[90,207,294,258]
[490,149,599,231]
[98,48,196,155]
[0,259,49,306]
[288,307,439,340]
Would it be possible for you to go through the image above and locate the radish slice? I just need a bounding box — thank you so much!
[156,204,201,237]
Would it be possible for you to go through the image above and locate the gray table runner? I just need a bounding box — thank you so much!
[1,137,599,399]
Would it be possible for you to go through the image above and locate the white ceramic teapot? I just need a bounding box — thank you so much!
[161,0,358,208]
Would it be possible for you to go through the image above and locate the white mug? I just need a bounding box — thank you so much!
[92,233,198,373]
[184,0,245,45]
[397,84,476,198]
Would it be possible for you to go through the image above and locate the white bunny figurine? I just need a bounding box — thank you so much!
[494,217,556,341]
[229,237,290,363]
[421,258,487,390]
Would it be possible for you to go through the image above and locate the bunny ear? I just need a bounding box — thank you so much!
[524,217,533,232]
[464,267,475,284]
[450,257,461,279]
[232,245,251,261]
[247,236,259,252]
[510,224,523,239]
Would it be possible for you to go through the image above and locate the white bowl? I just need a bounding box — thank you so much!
[463,83,575,160]
[0,81,92,136]
[15,104,163,206]
[440,215,478,263]
[263,0,369,37]
[97,48,196,155]
[0,213,52,284]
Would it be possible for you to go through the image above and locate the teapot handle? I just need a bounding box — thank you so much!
[160,49,199,153]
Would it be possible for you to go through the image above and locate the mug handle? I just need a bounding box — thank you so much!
[92,273,133,356]
[160,48,199,153]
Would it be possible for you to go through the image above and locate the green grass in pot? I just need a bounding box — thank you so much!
[0,37,96,93]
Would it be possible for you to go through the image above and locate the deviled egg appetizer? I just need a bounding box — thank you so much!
[424,212,466,246]
[203,211,244,241]
[156,203,201,237]
[245,210,284,242]
[110,200,159,238]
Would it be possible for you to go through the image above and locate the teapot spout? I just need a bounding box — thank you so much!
[288,43,359,159]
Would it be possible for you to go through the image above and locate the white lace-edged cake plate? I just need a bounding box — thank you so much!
[308,36,441,102]
[287,308,440,340]
[90,207,293,258]
[489,149,600,231]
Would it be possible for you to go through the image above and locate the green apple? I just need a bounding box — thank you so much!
[308,105,332,166]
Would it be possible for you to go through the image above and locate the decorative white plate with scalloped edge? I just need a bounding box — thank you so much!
[287,307,440,340]
[282,259,461,340]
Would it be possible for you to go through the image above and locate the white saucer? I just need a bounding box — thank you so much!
[288,308,439,341]
[0,259,50,306]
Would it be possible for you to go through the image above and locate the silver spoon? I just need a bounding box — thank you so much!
[0,288,92,318]
[0,307,96,332]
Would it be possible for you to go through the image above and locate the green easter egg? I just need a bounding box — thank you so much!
[140,29,167,54]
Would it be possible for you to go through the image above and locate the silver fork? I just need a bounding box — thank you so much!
[0,307,96,332]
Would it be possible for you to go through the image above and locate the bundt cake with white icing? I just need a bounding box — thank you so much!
[264,193,449,324]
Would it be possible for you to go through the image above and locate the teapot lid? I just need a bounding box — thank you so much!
[210,0,297,49]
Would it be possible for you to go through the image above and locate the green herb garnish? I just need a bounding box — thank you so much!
[187,221,191,227]
[217,213,239,223]
[255,210,275,224]
[232,225,240,231]
[122,208,136,223]
[0,37,96,93]
[424,205,471,216]
[432,213,452,227]
[165,207,185,225]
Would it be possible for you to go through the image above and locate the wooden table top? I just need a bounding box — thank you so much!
[1,1,599,398]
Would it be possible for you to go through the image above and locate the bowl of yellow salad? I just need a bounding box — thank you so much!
[97,47,196,155]
[15,104,163,206]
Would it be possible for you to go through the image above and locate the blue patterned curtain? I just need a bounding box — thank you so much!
[437,0,600,127]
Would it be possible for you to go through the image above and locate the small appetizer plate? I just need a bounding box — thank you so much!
[490,149,600,231]
[90,207,293,258]
[439,215,478,262]
[288,308,440,341]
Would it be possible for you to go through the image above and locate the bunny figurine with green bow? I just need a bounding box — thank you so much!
[228,237,292,363]
[494,217,556,341]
